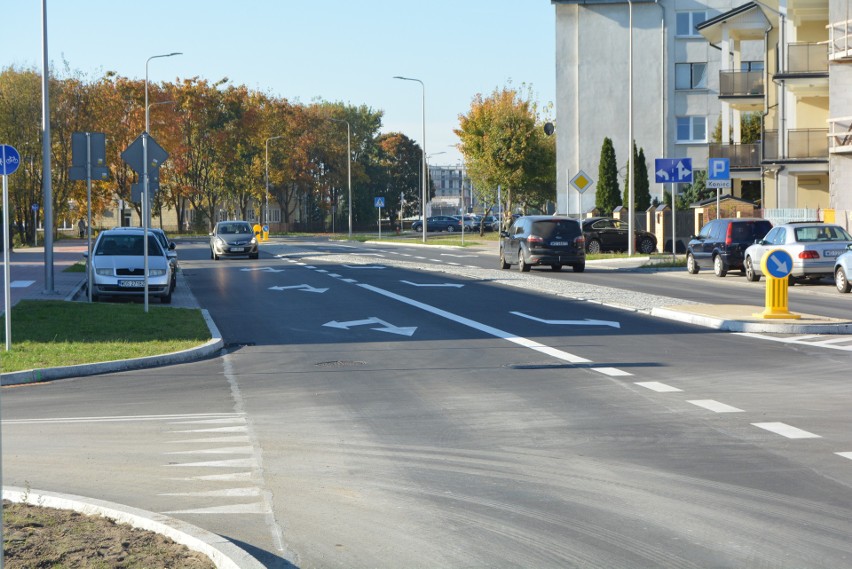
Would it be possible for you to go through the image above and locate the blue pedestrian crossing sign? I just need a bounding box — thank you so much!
[654,158,693,184]
[374,197,385,208]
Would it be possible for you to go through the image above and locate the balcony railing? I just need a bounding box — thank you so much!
[708,143,761,168]
[829,116,852,153]
[763,129,829,160]
[784,42,829,73]
[719,71,764,97]
[829,19,852,60]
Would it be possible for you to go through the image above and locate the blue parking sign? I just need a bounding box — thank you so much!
[708,158,730,181]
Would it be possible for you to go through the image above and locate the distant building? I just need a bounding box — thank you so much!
[427,165,477,215]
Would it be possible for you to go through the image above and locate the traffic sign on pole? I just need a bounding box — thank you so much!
[654,158,693,184]
[0,145,20,176]
[708,158,730,180]
[121,133,169,174]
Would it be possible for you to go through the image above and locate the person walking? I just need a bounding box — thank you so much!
[78,218,86,239]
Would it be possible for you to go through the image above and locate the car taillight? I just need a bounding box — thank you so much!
[527,235,544,245]
[799,250,820,259]
[574,235,585,246]
[725,223,733,246]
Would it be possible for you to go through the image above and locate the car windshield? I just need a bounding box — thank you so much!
[220,223,252,234]
[794,226,852,242]
[96,234,163,256]
[531,220,580,239]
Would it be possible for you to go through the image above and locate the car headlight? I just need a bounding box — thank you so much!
[95,268,113,276]
[149,269,167,277]
[216,237,226,246]
[250,237,257,244]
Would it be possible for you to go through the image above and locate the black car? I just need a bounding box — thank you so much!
[500,216,585,272]
[582,217,657,254]
[411,216,463,232]
[686,217,773,277]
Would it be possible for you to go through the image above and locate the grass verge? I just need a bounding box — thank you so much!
[0,300,211,374]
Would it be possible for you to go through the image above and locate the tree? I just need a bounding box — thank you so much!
[456,84,554,227]
[368,132,422,224]
[623,142,651,212]
[596,137,620,215]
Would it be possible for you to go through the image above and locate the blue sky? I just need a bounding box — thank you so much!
[4,1,556,166]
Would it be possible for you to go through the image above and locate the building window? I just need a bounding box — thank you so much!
[741,61,764,72]
[676,11,707,37]
[676,116,707,143]
[675,62,707,89]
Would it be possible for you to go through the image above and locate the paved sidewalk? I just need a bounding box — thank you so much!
[1,241,88,313]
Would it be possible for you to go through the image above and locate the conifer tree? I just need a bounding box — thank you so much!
[596,137,621,215]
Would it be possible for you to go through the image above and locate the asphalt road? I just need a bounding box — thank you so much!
[5,237,852,568]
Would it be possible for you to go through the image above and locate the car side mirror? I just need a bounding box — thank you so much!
[847,243,852,251]
[500,231,509,238]
[168,242,176,250]
[690,234,697,240]
[208,232,214,237]
[82,251,88,258]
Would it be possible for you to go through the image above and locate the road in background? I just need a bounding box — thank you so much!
[4,238,852,568]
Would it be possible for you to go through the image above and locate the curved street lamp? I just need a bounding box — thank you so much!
[326,118,352,239]
[393,76,427,242]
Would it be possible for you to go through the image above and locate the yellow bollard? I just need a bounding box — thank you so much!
[753,249,800,319]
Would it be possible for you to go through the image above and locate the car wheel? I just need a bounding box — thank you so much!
[587,239,602,255]
[446,225,455,233]
[572,263,585,273]
[499,249,510,270]
[745,256,761,282]
[836,267,852,293]
[788,275,797,286]
[686,253,699,274]
[713,255,728,277]
[551,264,563,272]
[210,249,214,260]
[519,250,530,272]
[160,289,172,304]
[250,252,259,259]
[638,237,655,254]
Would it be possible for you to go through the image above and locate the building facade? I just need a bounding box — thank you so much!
[427,165,476,216]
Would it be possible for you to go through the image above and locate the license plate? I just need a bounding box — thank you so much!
[550,241,568,246]
[118,280,144,288]
[230,247,244,252]
[825,250,844,257]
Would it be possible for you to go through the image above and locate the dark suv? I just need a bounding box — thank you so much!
[686,218,773,277]
[500,216,585,272]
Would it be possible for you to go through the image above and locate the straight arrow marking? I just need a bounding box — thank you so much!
[323,317,416,336]
[400,280,464,288]
[240,267,285,273]
[342,265,385,269]
[269,284,329,293]
[510,311,621,328]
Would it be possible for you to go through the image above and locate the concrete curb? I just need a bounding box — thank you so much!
[3,486,264,569]
[651,306,852,334]
[1,309,223,386]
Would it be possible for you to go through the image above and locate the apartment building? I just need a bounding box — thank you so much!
[427,164,476,215]
[552,0,747,215]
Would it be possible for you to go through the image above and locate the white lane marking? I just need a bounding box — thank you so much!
[752,422,821,439]
[736,332,852,352]
[169,417,245,425]
[315,269,328,273]
[166,457,258,468]
[511,312,621,328]
[342,278,358,283]
[169,436,251,444]
[440,254,477,258]
[269,284,328,293]
[447,262,462,266]
[400,280,464,288]
[342,264,385,269]
[811,336,852,345]
[835,452,852,461]
[165,446,255,455]
[594,367,632,377]
[163,502,269,515]
[358,283,592,365]
[323,317,416,337]
[174,426,249,434]
[168,472,254,482]
[688,400,745,413]
[160,488,262,498]
[2,413,241,425]
[635,381,683,393]
[785,334,822,342]
[329,273,342,278]
[10,280,35,288]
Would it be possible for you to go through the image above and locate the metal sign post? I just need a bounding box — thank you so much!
[1,144,22,351]
[70,132,108,303]
[374,197,385,239]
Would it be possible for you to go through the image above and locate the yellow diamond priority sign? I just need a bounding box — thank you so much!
[570,170,594,194]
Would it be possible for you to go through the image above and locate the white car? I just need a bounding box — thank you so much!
[744,222,852,283]
[85,228,173,303]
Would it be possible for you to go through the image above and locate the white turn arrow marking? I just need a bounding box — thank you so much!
[240,267,285,273]
[510,311,621,328]
[342,265,385,269]
[401,280,464,288]
[770,255,789,274]
[269,284,329,293]
[323,317,417,336]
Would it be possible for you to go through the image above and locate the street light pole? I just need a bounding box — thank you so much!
[327,118,352,239]
[143,52,181,313]
[627,0,635,256]
[265,135,285,231]
[394,76,427,242]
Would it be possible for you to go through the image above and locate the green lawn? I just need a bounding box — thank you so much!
[0,300,211,373]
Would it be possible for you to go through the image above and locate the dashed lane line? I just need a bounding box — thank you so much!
[752,422,822,439]
[687,400,744,413]
[635,381,683,393]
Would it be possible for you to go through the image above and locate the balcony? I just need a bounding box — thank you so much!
[708,143,761,169]
[719,71,764,98]
[784,42,829,73]
[829,117,852,154]
[829,19,852,61]
[763,129,829,161]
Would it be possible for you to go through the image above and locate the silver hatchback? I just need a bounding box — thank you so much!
[744,222,852,283]
[209,221,259,260]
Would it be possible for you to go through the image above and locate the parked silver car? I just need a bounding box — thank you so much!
[834,245,852,293]
[744,222,852,283]
[85,228,173,303]
[209,220,259,260]
[110,227,178,291]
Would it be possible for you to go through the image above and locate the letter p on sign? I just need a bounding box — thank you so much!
[708,158,730,181]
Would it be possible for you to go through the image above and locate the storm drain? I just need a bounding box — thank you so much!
[315,360,368,368]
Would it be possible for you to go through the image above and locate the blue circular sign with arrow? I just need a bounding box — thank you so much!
[0,144,21,176]
[763,249,793,279]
